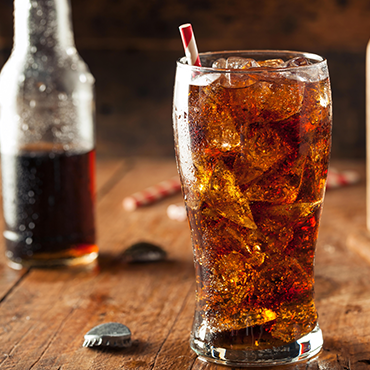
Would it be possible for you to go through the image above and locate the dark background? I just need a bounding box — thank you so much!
[0,0,369,159]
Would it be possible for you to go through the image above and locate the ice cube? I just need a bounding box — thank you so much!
[244,151,307,204]
[226,57,259,70]
[250,201,322,255]
[190,84,242,152]
[206,161,257,229]
[294,81,331,203]
[225,77,305,123]
[254,256,313,308]
[213,251,250,288]
[249,202,296,254]
[212,57,259,70]
[297,145,330,203]
[261,201,322,223]
[234,123,292,185]
[247,79,305,122]
[283,202,322,274]
[299,79,331,137]
[183,162,212,211]
[187,159,257,229]
[220,73,258,88]
[223,57,259,88]
[257,59,285,68]
[200,247,277,331]
[205,251,252,302]
[211,57,260,88]
[212,58,227,69]
[198,212,267,266]
[271,298,317,342]
[205,251,256,325]
[279,57,324,83]
[283,57,311,67]
[194,205,266,262]
[223,226,266,264]
[206,114,241,151]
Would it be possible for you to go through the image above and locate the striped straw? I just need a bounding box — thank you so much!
[326,168,360,190]
[123,177,182,211]
[179,23,202,67]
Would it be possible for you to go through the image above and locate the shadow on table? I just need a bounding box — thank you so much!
[96,250,194,274]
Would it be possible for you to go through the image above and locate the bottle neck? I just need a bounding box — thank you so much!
[13,0,76,53]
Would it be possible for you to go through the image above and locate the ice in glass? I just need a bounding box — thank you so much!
[173,51,332,366]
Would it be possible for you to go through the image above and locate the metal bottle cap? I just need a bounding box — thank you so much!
[83,322,132,348]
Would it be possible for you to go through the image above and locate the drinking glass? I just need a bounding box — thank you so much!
[172,50,332,366]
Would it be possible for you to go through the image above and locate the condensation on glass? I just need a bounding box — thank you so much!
[0,0,98,269]
[173,50,332,366]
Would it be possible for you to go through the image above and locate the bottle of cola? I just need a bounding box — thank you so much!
[0,0,98,269]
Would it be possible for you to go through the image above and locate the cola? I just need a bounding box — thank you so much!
[173,51,332,364]
[2,147,97,267]
[0,0,96,268]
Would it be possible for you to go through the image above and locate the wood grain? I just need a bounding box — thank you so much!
[0,158,368,369]
[0,158,128,326]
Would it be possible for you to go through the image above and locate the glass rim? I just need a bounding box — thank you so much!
[176,49,327,73]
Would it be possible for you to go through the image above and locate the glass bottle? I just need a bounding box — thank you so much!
[0,0,98,269]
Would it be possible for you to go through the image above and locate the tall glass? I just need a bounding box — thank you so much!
[172,51,332,366]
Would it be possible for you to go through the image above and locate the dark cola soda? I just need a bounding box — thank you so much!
[173,50,332,364]
[0,0,96,268]
[1,146,97,268]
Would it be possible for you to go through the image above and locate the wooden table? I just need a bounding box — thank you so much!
[0,157,369,370]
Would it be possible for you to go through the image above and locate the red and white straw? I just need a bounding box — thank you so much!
[326,168,360,190]
[123,177,182,211]
[179,23,202,67]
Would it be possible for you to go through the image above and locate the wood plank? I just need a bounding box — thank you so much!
[0,158,195,369]
[150,282,197,370]
[0,158,369,368]
[95,157,128,195]
[0,157,127,304]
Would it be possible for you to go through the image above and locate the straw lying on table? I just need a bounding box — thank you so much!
[122,177,181,211]
[326,168,360,190]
